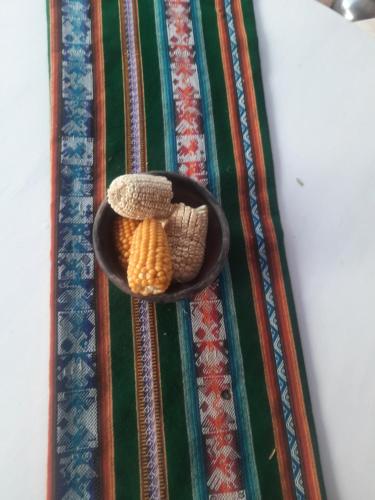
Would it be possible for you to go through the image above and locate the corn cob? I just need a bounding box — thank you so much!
[113,215,140,270]
[165,203,208,283]
[107,174,173,220]
[127,218,173,295]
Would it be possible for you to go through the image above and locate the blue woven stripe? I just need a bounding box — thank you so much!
[222,1,306,497]
[54,0,100,498]
[190,1,261,498]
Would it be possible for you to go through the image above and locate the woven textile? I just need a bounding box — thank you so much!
[48,1,326,499]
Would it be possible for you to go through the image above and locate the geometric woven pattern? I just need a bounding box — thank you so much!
[48,0,326,498]
[155,1,259,497]
[51,1,99,498]
[222,0,305,497]
[119,0,169,496]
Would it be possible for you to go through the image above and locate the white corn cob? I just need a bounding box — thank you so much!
[107,174,173,220]
[165,203,208,283]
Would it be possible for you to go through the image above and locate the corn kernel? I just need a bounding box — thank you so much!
[113,216,140,270]
[127,218,173,295]
[165,203,208,283]
[108,174,173,220]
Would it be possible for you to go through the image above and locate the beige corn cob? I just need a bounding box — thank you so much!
[107,174,173,220]
[165,203,208,283]
[127,218,173,295]
[113,216,140,270]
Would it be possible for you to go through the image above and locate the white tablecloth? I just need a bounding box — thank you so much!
[1,0,374,498]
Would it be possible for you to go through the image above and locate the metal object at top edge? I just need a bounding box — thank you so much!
[319,0,375,22]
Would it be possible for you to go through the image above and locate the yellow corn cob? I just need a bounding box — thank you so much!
[107,174,173,220]
[127,218,173,295]
[113,216,140,270]
[165,203,208,283]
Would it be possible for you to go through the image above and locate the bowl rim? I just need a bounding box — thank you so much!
[93,171,230,303]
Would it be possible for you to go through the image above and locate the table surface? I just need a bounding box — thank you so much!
[1,0,374,498]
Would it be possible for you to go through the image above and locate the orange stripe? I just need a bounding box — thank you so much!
[231,1,322,497]
[215,3,295,497]
[149,303,169,500]
[47,0,61,497]
[132,301,169,499]
[92,1,116,498]
[219,0,323,497]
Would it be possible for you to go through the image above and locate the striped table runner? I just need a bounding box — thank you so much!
[48,0,326,498]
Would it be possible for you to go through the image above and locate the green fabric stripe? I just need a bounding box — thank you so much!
[102,1,126,185]
[102,2,140,499]
[199,2,283,498]
[137,2,165,172]
[239,0,326,495]
[176,302,208,500]
[156,304,194,500]
[155,1,264,497]
[190,1,261,497]
[153,0,177,173]
[152,2,210,498]
[108,287,139,500]
[190,0,221,201]
[152,1,209,496]
[138,3,194,499]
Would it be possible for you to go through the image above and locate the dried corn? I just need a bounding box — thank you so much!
[165,203,208,283]
[107,174,173,220]
[127,218,173,295]
[113,216,140,270]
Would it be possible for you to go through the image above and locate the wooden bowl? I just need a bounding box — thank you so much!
[93,171,230,303]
